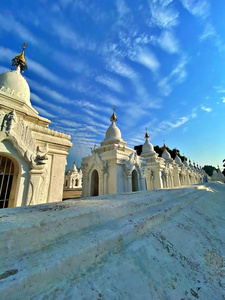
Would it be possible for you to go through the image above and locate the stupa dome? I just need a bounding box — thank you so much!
[104,122,122,141]
[175,155,182,164]
[0,43,31,106]
[72,161,78,173]
[0,70,31,106]
[183,159,188,166]
[162,149,171,160]
[101,106,126,146]
[142,131,155,155]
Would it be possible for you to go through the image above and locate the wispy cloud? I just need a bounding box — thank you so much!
[148,1,179,28]
[31,92,109,144]
[191,107,198,118]
[81,108,110,125]
[106,57,161,109]
[96,75,124,93]
[149,115,189,138]
[28,58,64,86]
[0,12,39,46]
[30,92,78,119]
[28,79,74,104]
[122,104,148,125]
[201,106,212,112]
[116,0,130,18]
[158,30,180,54]
[170,55,187,83]
[200,22,225,52]
[106,58,136,79]
[32,106,56,119]
[132,48,160,73]
[30,81,111,124]
[97,92,124,107]
[51,21,96,51]
[0,46,16,63]
[161,116,189,130]
[52,50,89,74]
[158,55,188,96]
[126,114,190,144]
[200,22,215,40]
[213,85,225,93]
[158,77,172,96]
[180,0,210,19]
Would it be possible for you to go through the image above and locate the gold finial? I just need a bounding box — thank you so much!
[11,42,28,74]
[144,127,149,139]
[162,139,166,150]
[110,105,117,123]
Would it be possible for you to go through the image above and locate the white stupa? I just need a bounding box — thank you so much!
[0,43,72,208]
[100,107,126,147]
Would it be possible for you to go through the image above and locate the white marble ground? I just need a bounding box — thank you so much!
[0,182,225,300]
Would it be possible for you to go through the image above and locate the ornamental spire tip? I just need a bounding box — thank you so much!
[11,42,27,74]
[110,105,117,123]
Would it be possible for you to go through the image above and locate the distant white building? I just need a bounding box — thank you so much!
[211,167,225,182]
[0,44,72,208]
[81,108,205,197]
[82,108,146,197]
[64,161,82,188]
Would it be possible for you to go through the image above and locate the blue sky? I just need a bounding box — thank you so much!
[0,0,224,170]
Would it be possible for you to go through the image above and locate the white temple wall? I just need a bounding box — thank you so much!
[107,161,117,194]
[117,163,125,193]
[145,172,152,190]
[173,167,180,187]
[153,168,164,189]
[82,174,89,197]
[47,153,67,203]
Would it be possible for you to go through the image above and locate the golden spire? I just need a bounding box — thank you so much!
[11,43,28,74]
[110,105,117,123]
[162,139,166,150]
[144,127,149,139]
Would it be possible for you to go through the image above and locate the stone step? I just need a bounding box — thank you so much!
[0,187,198,264]
[0,187,206,299]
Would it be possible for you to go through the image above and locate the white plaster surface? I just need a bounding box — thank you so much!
[0,182,225,299]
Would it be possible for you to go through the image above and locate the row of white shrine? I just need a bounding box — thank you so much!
[80,110,211,197]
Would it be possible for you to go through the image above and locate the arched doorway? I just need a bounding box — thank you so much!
[90,169,99,196]
[132,169,138,192]
[75,179,78,186]
[0,155,16,209]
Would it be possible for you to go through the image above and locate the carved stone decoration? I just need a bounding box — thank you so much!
[123,152,143,177]
[7,109,17,132]
[36,144,49,165]
[0,109,5,130]
[0,110,48,168]
[83,152,104,175]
